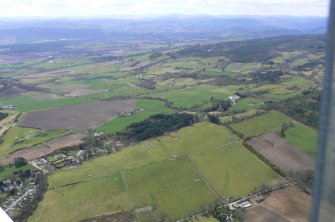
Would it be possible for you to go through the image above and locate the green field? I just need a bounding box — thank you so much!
[291,58,310,67]
[230,110,291,137]
[284,122,318,157]
[29,172,130,222]
[97,99,175,133]
[195,216,220,222]
[48,139,169,189]
[147,85,238,108]
[32,58,93,71]
[0,95,93,112]
[0,126,70,157]
[232,98,264,111]
[251,77,313,100]
[0,164,33,180]
[191,142,280,198]
[36,122,281,222]
[159,122,238,156]
[126,157,217,221]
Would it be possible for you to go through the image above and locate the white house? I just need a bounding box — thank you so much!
[228,95,240,104]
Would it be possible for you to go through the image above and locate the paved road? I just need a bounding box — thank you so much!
[5,188,34,212]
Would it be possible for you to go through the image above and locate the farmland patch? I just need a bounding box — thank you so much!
[19,99,136,130]
[240,186,311,222]
[246,132,314,173]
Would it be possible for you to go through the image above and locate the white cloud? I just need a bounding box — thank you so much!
[0,0,329,18]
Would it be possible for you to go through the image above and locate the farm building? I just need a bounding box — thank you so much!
[228,95,240,104]
[238,200,252,209]
[0,104,16,110]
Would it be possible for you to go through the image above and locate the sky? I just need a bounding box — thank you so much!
[0,0,329,18]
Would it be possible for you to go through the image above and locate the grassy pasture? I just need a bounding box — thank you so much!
[35,121,283,222]
[230,111,291,137]
[18,97,94,112]
[195,216,220,222]
[0,164,33,180]
[70,62,121,75]
[32,58,93,71]
[147,84,237,108]
[159,122,238,156]
[156,78,203,90]
[29,172,130,222]
[97,99,175,133]
[251,77,312,100]
[126,157,217,221]
[284,122,318,157]
[282,77,313,88]
[48,139,169,189]
[291,58,310,67]
[0,95,35,109]
[198,69,239,77]
[0,95,94,112]
[0,126,70,157]
[225,63,271,73]
[232,98,264,111]
[220,109,259,123]
[191,142,281,198]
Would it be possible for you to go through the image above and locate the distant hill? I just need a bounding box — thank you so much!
[0,16,327,44]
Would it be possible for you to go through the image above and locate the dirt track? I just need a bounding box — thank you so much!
[246,132,314,172]
[18,99,136,130]
[240,186,311,222]
[0,134,84,165]
[77,211,135,222]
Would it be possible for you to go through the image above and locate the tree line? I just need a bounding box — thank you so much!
[266,89,321,128]
[120,113,199,141]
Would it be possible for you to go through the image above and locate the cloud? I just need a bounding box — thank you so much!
[0,0,329,18]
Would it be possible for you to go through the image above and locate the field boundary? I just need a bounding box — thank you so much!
[188,155,222,200]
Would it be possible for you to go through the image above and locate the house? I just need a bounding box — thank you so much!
[228,95,240,104]
[0,105,16,110]
[94,132,104,137]
[238,200,252,209]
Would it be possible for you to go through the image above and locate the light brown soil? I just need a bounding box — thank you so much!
[246,132,314,172]
[44,134,84,149]
[18,99,136,130]
[0,134,84,165]
[240,186,311,222]
[77,211,135,222]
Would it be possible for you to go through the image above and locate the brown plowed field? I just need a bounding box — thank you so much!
[246,132,314,172]
[0,134,84,165]
[240,186,311,222]
[18,99,136,130]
